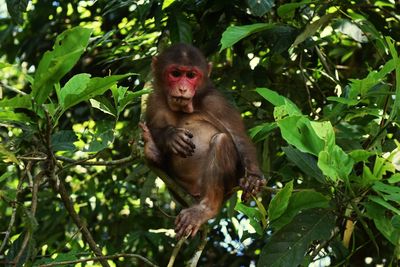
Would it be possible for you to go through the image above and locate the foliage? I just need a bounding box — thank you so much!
[0,0,399,266]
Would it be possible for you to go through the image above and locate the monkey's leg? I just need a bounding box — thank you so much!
[175,133,237,238]
[139,122,163,166]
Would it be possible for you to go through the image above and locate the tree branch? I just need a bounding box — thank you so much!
[149,166,195,208]
[37,253,158,267]
[189,226,209,267]
[13,167,44,265]
[42,107,110,267]
[49,171,110,267]
[167,236,187,267]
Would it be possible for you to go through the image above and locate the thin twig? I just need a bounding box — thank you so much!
[149,166,195,208]
[56,154,135,167]
[310,226,340,260]
[167,236,187,267]
[37,253,158,267]
[189,227,209,267]
[14,163,37,265]
[17,156,47,161]
[0,161,29,254]
[315,46,341,87]
[42,107,110,267]
[49,171,110,267]
[299,53,315,114]
[0,81,27,95]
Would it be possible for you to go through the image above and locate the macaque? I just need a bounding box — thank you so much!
[140,43,265,239]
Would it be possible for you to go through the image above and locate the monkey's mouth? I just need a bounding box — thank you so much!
[170,96,191,104]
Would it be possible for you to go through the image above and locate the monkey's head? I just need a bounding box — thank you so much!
[152,43,211,113]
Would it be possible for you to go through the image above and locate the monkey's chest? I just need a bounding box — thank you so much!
[169,117,220,194]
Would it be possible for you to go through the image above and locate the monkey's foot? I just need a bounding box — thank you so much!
[175,206,208,239]
[139,122,162,165]
[240,175,266,201]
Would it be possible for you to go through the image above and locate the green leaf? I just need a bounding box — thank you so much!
[277,0,313,19]
[246,0,274,17]
[256,88,302,117]
[90,97,117,117]
[292,13,336,47]
[388,173,400,184]
[249,122,278,143]
[0,188,17,202]
[348,58,396,99]
[278,116,325,156]
[51,130,77,152]
[235,202,264,235]
[60,73,132,113]
[0,171,14,183]
[118,88,151,114]
[0,95,32,109]
[59,73,91,109]
[169,13,192,44]
[258,208,335,267]
[220,24,275,52]
[318,145,354,182]
[373,156,395,180]
[349,150,375,163]
[372,181,400,201]
[254,196,268,229]
[365,201,400,245]
[386,38,400,121]
[268,180,293,222]
[85,120,115,152]
[392,215,400,230]
[0,144,19,164]
[326,96,359,106]
[271,191,330,230]
[0,110,31,123]
[32,26,92,105]
[368,195,400,215]
[282,146,325,183]
[334,19,368,43]
[162,0,175,9]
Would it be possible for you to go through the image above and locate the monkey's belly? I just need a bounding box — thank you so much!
[169,118,220,196]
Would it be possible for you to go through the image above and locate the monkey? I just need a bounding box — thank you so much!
[140,43,266,239]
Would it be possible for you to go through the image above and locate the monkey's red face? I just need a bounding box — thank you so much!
[164,65,203,113]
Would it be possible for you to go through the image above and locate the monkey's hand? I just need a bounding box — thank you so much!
[165,127,196,158]
[175,205,208,239]
[239,174,266,201]
[139,122,163,166]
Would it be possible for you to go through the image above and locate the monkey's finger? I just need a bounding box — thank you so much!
[176,221,191,239]
[184,130,193,138]
[184,225,193,238]
[190,226,199,238]
[175,213,182,225]
[173,146,193,158]
[175,138,195,153]
[171,145,191,158]
[180,136,196,149]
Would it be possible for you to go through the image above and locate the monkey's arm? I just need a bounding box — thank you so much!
[203,92,266,200]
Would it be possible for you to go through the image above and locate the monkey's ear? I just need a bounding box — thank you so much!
[207,62,213,77]
[151,56,158,72]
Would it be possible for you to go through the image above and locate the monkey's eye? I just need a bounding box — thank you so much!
[171,70,182,78]
[186,71,197,79]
